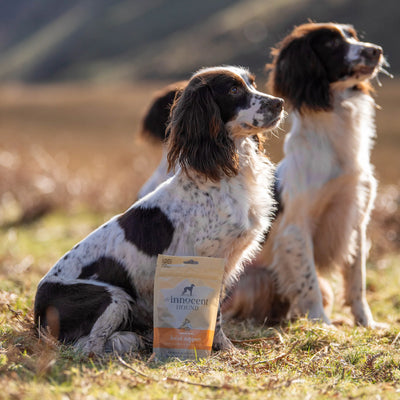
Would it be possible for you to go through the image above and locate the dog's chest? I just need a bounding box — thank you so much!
[283,129,341,195]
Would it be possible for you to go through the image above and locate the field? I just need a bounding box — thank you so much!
[0,79,399,399]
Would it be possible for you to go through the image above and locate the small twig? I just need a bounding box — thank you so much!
[116,353,232,390]
[251,340,299,366]
[7,304,22,318]
[391,331,400,346]
[116,354,150,379]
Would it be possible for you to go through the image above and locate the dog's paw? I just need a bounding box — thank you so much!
[212,329,235,352]
[359,320,390,330]
[351,299,388,329]
[74,335,106,355]
[104,331,145,354]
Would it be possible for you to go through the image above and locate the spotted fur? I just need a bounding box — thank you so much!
[34,66,284,354]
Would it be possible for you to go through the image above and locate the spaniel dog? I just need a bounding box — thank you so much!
[138,81,187,199]
[224,22,387,327]
[34,66,284,354]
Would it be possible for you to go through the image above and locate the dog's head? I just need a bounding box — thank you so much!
[267,22,385,112]
[167,66,284,181]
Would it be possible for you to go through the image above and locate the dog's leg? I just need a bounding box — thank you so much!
[212,305,234,351]
[271,223,330,324]
[78,284,139,354]
[343,227,377,327]
[35,279,137,354]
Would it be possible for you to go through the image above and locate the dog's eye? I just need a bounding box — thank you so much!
[230,86,239,95]
[325,38,342,48]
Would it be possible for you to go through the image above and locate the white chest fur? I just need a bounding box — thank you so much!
[279,90,376,201]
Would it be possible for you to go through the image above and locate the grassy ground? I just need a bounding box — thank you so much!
[0,80,399,399]
[0,214,399,400]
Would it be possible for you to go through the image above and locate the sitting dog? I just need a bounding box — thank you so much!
[34,66,284,354]
[224,22,387,327]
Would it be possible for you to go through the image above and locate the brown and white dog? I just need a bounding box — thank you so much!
[224,22,387,327]
[34,66,284,354]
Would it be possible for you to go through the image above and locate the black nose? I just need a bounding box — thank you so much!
[271,98,284,112]
[361,45,382,61]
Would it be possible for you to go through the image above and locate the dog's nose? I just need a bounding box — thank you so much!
[361,45,383,62]
[271,97,284,112]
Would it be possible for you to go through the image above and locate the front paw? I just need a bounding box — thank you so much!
[352,299,387,329]
[212,328,235,351]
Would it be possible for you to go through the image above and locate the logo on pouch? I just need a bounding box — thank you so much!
[181,283,195,296]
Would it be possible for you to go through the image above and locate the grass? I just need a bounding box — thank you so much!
[0,80,399,399]
[0,193,399,399]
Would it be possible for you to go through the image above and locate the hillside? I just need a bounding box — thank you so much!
[0,0,398,83]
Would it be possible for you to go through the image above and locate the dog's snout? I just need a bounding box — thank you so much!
[259,97,284,113]
[361,45,382,62]
[271,98,284,112]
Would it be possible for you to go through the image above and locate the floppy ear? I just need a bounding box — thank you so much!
[267,35,331,112]
[140,81,187,142]
[166,79,238,182]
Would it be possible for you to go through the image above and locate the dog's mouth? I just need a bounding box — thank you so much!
[347,46,384,80]
[266,111,285,129]
[229,98,284,136]
[239,112,283,132]
[349,63,379,79]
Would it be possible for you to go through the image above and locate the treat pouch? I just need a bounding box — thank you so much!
[153,255,225,361]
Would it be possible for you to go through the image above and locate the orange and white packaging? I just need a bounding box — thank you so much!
[153,255,225,361]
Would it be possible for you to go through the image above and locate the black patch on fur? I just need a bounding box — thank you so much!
[310,28,351,82]
[272,174,283,216]
[260,172,283,244]
[78,256,137,300]
[34,282,111,343]
[142,88,179,141]
[118,206,174,256]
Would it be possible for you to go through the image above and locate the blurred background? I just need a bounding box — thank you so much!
[0,0,399,257]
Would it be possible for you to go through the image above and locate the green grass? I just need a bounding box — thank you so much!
[0,210,400,399]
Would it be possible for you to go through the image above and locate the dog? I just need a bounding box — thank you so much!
[138,81,187,199]
[181,284,195,296]
[34,66,284,354]
[223,22,387,327]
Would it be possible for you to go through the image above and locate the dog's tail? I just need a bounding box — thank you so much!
[140,81,187,143]
[222,266,333,325]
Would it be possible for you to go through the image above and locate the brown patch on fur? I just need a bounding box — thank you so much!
[45,306,60,340]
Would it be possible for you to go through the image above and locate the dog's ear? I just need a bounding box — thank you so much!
[267,35,331,112]
[167,78,238,182]
[140,81,187,142]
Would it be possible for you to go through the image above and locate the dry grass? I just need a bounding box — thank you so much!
[0,80,399,399]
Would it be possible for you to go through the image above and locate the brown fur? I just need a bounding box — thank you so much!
[167,74,240,182]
